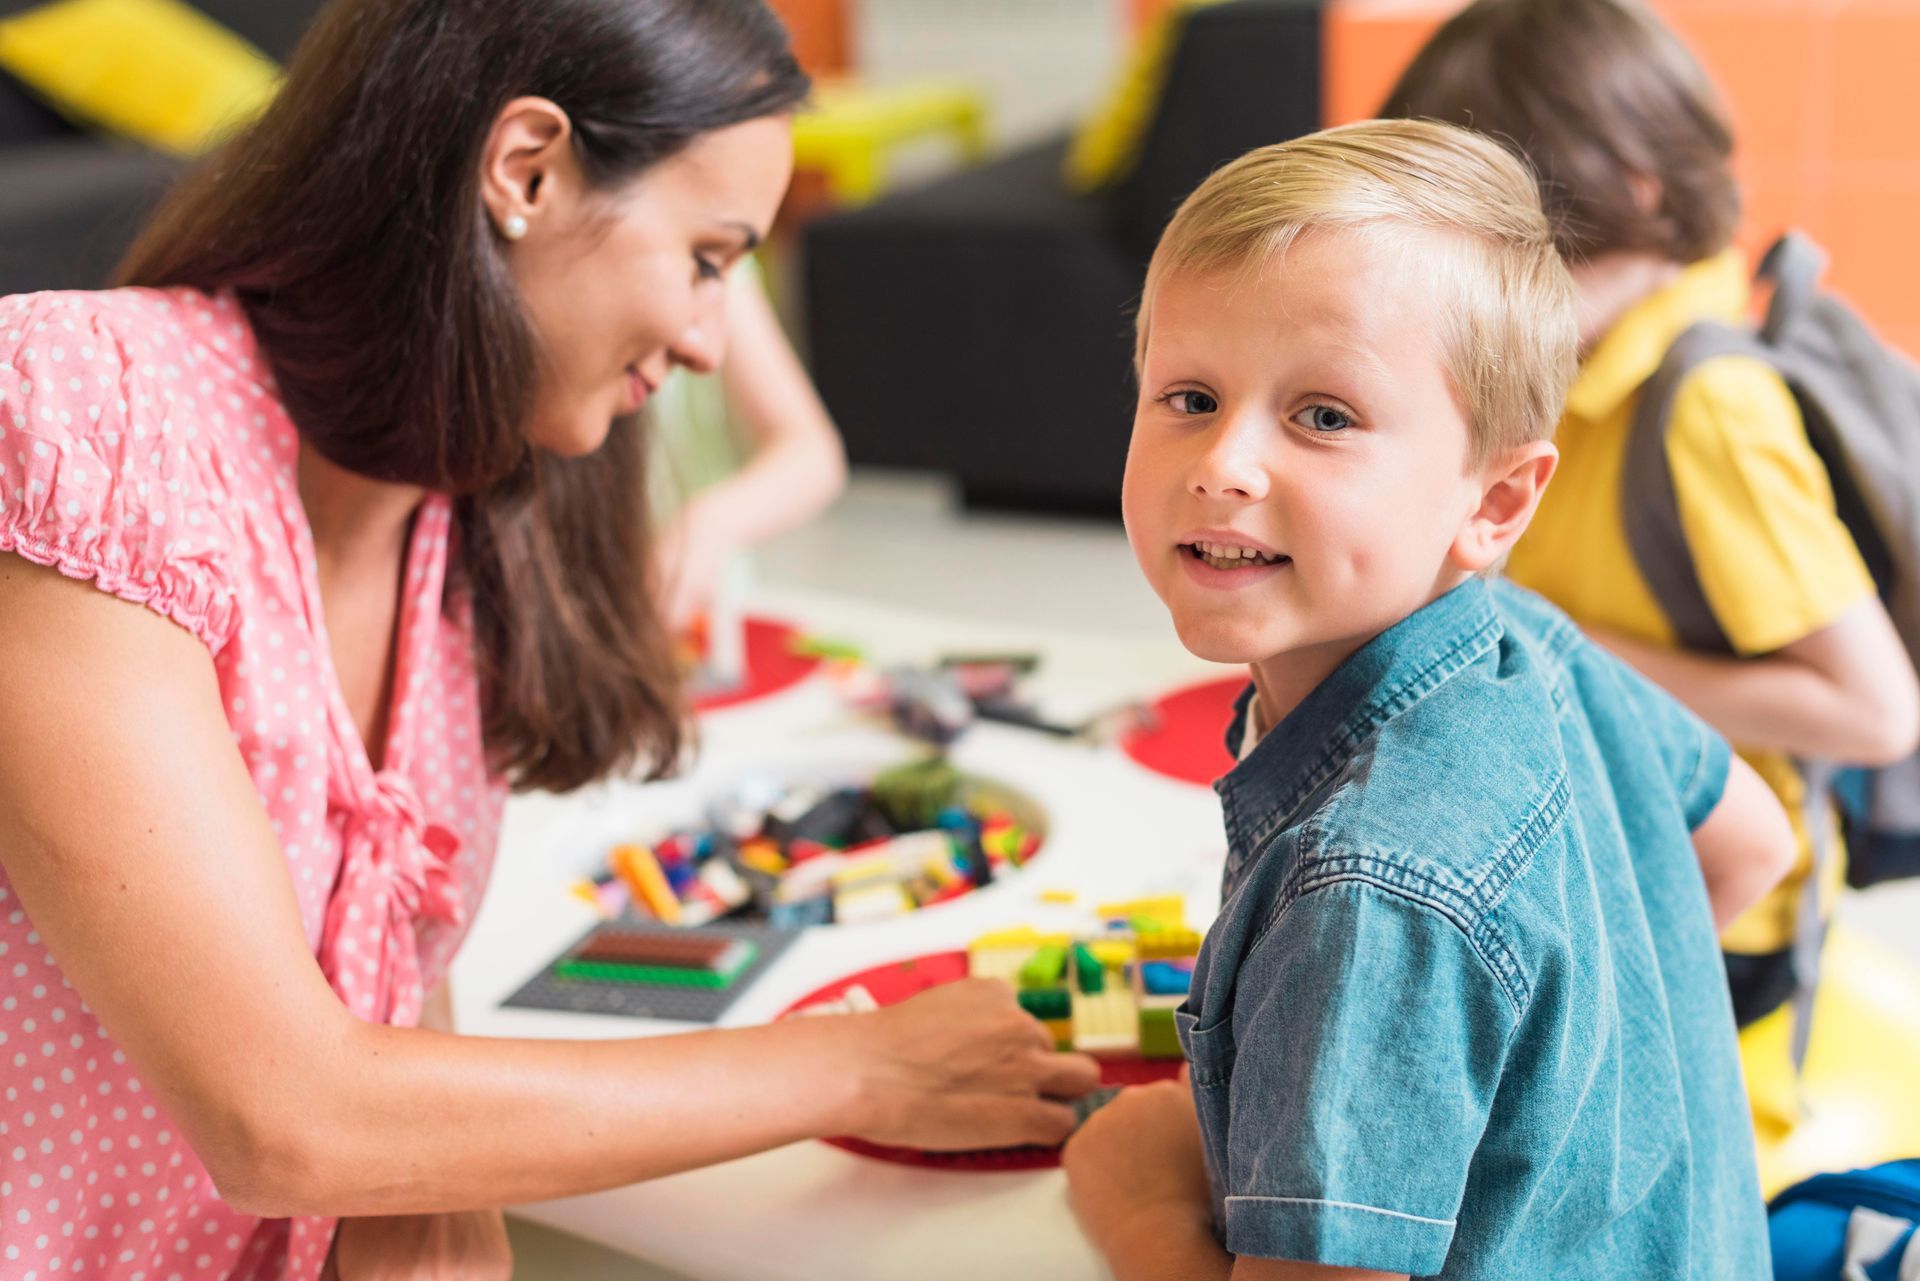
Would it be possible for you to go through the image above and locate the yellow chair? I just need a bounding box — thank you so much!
[791,78,989,206]
[0,0,277,156]
[1747,925,1920,1197]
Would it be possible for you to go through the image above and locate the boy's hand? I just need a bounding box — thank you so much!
[1063,1081,1218,1265]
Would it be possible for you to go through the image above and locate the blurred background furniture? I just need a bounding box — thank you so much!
[0,0,323,296]
[803,0,1322,514]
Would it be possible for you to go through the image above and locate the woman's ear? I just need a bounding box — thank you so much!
[478,97,575,242]
[1450,440,1558,573]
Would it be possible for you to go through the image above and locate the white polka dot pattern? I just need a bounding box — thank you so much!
[0,288,507,1280]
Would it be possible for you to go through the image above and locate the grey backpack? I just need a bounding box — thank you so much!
[1624,232,1920,1064]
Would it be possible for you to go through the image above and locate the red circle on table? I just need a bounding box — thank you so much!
[1119,675,1245,787]
[693,616,825,713]
[780,951,1183,1171]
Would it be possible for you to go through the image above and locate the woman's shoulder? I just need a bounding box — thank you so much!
[0,287,264,652]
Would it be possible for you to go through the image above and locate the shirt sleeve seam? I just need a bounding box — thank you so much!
[1222,1195,1456,1228]
[1258,870,1530,1024]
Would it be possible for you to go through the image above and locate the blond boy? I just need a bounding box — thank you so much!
[1061,120,1789,1280]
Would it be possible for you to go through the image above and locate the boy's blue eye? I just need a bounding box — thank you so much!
[1296,404,1353,433]
[1165,390,1218,415]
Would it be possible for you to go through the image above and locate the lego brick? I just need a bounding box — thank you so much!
[1071,987,1139,1055]
[1072,943,1106,994]
[1138,1003,1183,1059]
[572,932,740,969]
[1141,961,1194,996]
[1071,1085,1124,1129]
[1137,927,1202,960]
[1019,988,1072,1021]
[504,921,801,1023]
[1020,943,1069,989]
[611,844,682,924]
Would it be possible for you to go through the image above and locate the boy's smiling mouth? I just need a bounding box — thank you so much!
[1181,540,1290,571]
[1175,531,1292,588]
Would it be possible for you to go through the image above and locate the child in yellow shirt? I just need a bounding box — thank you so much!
[1382,0,1920,1122]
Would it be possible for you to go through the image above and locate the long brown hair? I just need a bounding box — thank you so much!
[119,0,809,792]
[1379,0,1739,266]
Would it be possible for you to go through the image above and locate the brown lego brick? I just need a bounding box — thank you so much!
[572,932,737,970]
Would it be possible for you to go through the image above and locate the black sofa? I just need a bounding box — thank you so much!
[0,0,325,297]
[803,0,1326,514]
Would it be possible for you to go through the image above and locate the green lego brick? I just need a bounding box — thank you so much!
[1138,1005,1183,1059]
[1018,987,1072,1020]
[1019,943,1068,990]
[1072,943,1105,994]
[871,757,960,830]
[555,942,758,990]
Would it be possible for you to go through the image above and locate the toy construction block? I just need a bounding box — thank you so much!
[555,930,758,989]
[1137,996,1185,1059]
[611,844,682,924]
[1140,960,1194,997]
[1019,943,1069,990]
[1071,987,1139,1055]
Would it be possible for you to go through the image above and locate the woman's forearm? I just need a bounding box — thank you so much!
[248,1013,862,1218]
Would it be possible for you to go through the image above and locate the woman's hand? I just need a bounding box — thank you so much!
[323,1210,513,1281]
[1063,1081,1218,1269]
[842,978,1101,1150]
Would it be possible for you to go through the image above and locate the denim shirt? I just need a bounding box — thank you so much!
[1182,578,1769,1278]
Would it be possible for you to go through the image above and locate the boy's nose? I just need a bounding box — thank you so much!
[1188,424,1269,502]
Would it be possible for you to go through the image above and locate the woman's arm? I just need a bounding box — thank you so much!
[656,277,847,628]
[1592,596,1920,766]
[0,555,1094,1219]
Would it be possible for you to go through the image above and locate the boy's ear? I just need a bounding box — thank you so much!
[1451,441,1558,573]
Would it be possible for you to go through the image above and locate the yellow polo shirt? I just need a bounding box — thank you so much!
[1507,250,1875,958]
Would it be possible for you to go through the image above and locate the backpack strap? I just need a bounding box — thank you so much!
[1757,232,1829,346]
[1624,314,1838,1078]
[1621,320,1768,655]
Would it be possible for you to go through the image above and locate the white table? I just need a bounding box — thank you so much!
[448,586,1240,1281]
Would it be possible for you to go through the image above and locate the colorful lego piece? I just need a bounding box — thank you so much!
[1137,998,1185,1059]
[611,844,682,924]
[1019,944,1069,990]
[556,934,758,989]
[964,899,1200,1060]
[1071,987,1139,1054]
[1072,942,1106,994]
[1140,960,1194,996]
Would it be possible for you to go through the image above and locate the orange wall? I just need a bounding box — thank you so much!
[767,0,851,76]
[1324,0,1920,352]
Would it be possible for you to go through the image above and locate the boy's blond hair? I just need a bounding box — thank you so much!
[1140,118,1577,466]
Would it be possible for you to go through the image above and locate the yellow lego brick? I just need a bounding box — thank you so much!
[1043,1017,1074,1050]
[1039,888,1078,905]
[1087,940,1134,970]
[1098,894,1186,926]
[1137,927,1202,960]
[967,946,1031,985]
[1072,987,1140,1054]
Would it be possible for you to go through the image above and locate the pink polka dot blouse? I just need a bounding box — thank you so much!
[0,288,508,1280]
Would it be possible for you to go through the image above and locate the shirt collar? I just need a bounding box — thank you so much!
[1215,579,1504,850]
[1562,249,1750,424]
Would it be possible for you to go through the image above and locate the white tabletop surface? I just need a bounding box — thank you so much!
[448,585,1242,1281]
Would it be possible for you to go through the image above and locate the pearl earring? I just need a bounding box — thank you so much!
[501,214,528,242]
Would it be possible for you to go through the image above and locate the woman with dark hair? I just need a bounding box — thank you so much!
[0,1,1098,1276]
